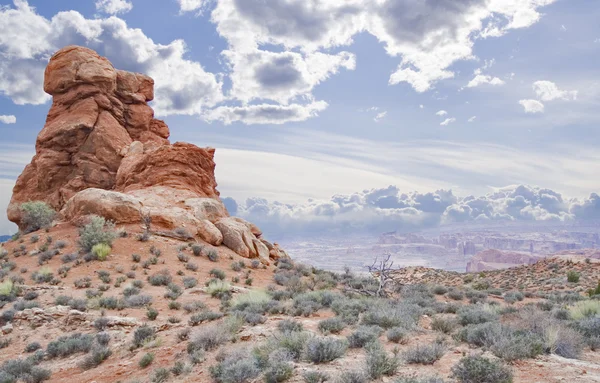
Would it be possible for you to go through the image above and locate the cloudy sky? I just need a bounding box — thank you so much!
[0,0,599,236]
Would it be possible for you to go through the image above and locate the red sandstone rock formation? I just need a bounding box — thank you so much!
[7,46,287,263]
[466,249,543,272]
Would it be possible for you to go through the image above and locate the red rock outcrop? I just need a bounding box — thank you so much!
[466,249,543,272]
[8,46,288,263]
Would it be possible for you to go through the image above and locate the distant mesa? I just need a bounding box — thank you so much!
[6,45,287,263]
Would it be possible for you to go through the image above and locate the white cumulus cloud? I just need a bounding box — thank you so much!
[374,111,387,122]
[0,115,16,124]
[468,116,476,122]
[95,0,133,15]
[533,80,578,101]
[440,117,456,126]
[436,110,448,116]
[519,99,545,113]
[466,74,505,88]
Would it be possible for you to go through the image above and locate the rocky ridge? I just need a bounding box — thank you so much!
[7,46,286,264]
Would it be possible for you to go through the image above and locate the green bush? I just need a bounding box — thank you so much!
[386,327,408,344]
[139,353,155,368]
[80,346,112,370]
[304,337,347,364]
[20,201,55,233]
[318,317,346,334]
[133,326,156,348]
[365,341,399,379]
[347,325,382,348]
[302,370,329,383]
[46,333,94,358]
[402,342,445,365]
[92,244,111,261]
[567,271,580,283]
[450,355,513,383]
[78,216,116,253]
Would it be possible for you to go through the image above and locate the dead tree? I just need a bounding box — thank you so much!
[367,254,396,297]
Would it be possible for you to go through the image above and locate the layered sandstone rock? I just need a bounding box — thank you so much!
[8,45,288,263]
[466,249,543,272]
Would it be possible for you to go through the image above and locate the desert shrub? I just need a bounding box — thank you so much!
[567,271,580,283]
[402,342,445,364]
[264,359,294,383]
[503,291,524,304]
[74,277,92,289]
[432,317,458,334]
[61,253,78,264]
[209,349,260,383]
[185,262,198,271]
[148,270,172,286]
[206,280,232,298]
[97,270,111,284]
[189,311,224,326]
[164,283,183,300]
[25,342,42,353]
[472,278,491,291]
[365,341,399,379]
[96,332,110,346]
[78,216,116,253]
[139,352,155,368]
[450,355,513,383]
[98,296,124,310]
[177,252,189,263]
[347,325,382,348]
[432,285,448,295]
[31,267,53,284]
[0,357,51,382]
[46,333,94,358]
[569,300,600,320]
[362,300,421,329]
[305,337,347,364]
[146,307,159,320]
[542,324,585,359]
[80,346,112,370]
[191,244,203,256]
[457,306,498,325]
[207,249,219,262]
[94,317,110,331]
[210,268,226,280]
[278,319,303,333]
[20,201,55,233]
[92,244,111,261]
[489,330,544,361]
[169,301,181,310]
[183,300,207,314]
[187,323,232,353]
[133,326,156,348]
[336,370,368,383]
[318,317,347,334]
[183,276,198,289]
[262,331,311,362]
[151,367,171,383]
[394,377,446,383]
[386,327,408,344]
[303,370,329,383]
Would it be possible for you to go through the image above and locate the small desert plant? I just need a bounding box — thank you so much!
[206,280,232,298]
[569,300,600,320]
[91,243,111,261]
[567,271,580,283]
[386,326,408,344]
[278,319,304,333]
[305,337,348,364]
[302,370,329,383]
[318,317,347,334]
[147,307,159,320]
[148,270,172,286]
[46,333,94,358]
[450,355,513,383]
[207,249,219,262]
[133,326,156,348]
[403,342,445,365]
[20,201,55,233]
[79,216,116,253]
[365,341,399,379]
[80,346,112,370]
[139,352,155,368]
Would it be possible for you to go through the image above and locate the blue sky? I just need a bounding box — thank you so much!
[1,0,600,235]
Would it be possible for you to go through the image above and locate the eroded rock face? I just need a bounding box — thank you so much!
[8,46,169,224]
[8,45,287,263]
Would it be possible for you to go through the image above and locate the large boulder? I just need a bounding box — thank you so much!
[8,45,286,263]
[61,188,142,224]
